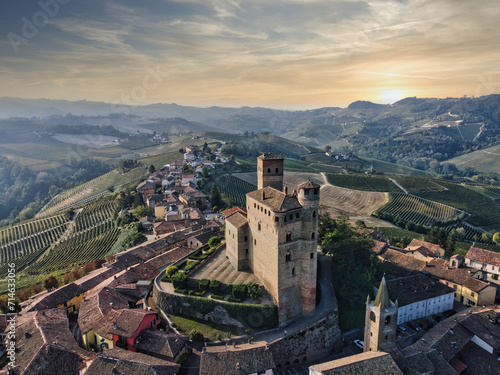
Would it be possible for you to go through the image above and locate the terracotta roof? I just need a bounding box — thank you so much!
[297,180,320,189]
[109,309,156,338]
[7,309,90,375]
[451,254,464,261]
[137,181,156,190]
[386,275,454,307]
[310,351,403,374]
[247,186,302,213]
[258,153,283,160]
[466,246,500,267]
[86,349,179,375]
[372,240,388,254]
[226,211,248,228]
[405,239,444,256]
[222,207,247,217]
[133,330,189,359]
[200,344,275,375]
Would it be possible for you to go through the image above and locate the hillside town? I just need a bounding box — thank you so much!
[1,153,500,375]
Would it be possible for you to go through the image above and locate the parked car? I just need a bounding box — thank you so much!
[354,339,364,350]
[397,325,407,333]
[413,324,422,332]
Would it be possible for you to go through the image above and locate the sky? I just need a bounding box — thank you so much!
[1,0,500,109]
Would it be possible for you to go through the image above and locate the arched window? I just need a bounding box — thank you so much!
[370,311,376,322]
[286,233,292,242]
[275,168,279,173]
[312,211,316,218]
[258,223,261,231]
[311,232,315,239]
[385,315,391,325]
[267,168,271,173]
[286,252,291,262]
[292,267,295,275]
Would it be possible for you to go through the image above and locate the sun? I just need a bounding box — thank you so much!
[379,90,405,104]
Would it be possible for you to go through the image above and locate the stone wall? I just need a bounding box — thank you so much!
[269,309,342,368]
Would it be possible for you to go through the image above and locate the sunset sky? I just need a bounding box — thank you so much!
[1,0,500,109]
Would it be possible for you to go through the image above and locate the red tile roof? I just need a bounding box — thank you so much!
[466,246,500,267]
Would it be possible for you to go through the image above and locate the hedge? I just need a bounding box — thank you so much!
[155,289,279,329]
[226,296,243,303]
[232,284,247,300]
[171,273,187,289]
[211,294,225,300]
[199,279,210,292]
[210,279,221,293]
[184,260,200,273]
[174,288,188,295]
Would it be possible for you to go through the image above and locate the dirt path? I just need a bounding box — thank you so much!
[388,178,407,194]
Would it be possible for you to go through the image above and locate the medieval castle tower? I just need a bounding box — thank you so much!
[364,276,398,352]
[225,153,319,325]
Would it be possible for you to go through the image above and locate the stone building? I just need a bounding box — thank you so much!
[364,277,398,353]
[225,153,319,325]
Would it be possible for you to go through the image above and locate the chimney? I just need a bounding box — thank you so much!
[113,322,118,330]
[283,186,288,195]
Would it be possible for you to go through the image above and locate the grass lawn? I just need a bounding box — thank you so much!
[167,314,245,341]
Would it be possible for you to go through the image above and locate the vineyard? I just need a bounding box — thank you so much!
[74,196,119,232]
[216,175,256,207]
[376,192,461,227]
[326,173,402,192]
[0,213,71,264]
[416,181,500,227]
[391,176,445,193]
[24,222,120,274]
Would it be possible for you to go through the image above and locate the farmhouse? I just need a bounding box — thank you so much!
[465,245,500,283]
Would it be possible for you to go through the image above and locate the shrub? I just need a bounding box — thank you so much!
[188,329,204,342]
[171,273,187,289]
[208,236,221,248]
[165,265,178,278]
[174,288,188,295]
[210,279,221,293]
[194,290,206,297]
[184,260,200,273]
[214,333,222,341]
[199,279,210,292]
[232,283,247,300]
[226,296,242,303]
[247,283,263,300]
[211,294,225,300]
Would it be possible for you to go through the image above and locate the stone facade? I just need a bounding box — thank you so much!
[269,310,342,368]
[226,154,319,325]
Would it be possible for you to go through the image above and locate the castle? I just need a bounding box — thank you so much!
[225,153,320,325]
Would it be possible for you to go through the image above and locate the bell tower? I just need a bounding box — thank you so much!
[257,153,284,191]
[364,276,398,352]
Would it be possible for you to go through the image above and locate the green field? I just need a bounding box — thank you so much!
[446,143,500,174]
[391,176,445,193]
[216,175,256,207]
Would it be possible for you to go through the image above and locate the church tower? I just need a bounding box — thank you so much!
[364,276,398,352]
[257,153,284,191]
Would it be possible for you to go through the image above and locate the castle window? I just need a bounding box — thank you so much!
[314,188,319,195]
[275,168,279,173]
[229,230,231,235]
[254,203,256,208]
[275,217,279,222]
[267,168,271,173]
[370,311,376,322]
[286,233,292,242]
[244,236,248,241]
[312,211,316,218]
[289,214,293,220]
[292,267,295,275]
[311,232,315,239]
[310,253,314,259]
[254,239,257,245]
[261,207,263,212]
[296,213,299,218]
[268,211,271,216]
[264,209,267,214]
[246,249,248,254]
[286,252,291,262]
[385,335,388,340]
[284,217,287,222]
[384,316,391,325]
[258,223,261,231]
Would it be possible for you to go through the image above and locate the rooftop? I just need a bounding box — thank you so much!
[133,330,189,359]
[405,239,444,256]
[466,246,500,267]
[386,274,454,307]
[247,186,302,213]
[108,309,156,338]
[226,211,248,228]
[310,351,403,374]
[258,153,283,160]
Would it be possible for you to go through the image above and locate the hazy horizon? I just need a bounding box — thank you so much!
[1,0,499,109]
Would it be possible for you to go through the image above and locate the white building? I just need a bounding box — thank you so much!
[385,275,455,325]
[465,246,500,283]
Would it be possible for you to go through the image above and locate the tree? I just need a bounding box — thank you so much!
[131,205,154,220]
[83,262,95,274]
[325,145,332,152]
[94,259,106,269]
[210,184,222,209]
[148,165,156,174]
[445,233,456,257]
[481,232,491,243]
[44,275,59,290]
[202,166,209,179]
[493,232,500,245]
[165,265,178,278]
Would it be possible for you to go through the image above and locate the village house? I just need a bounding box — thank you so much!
[133,330,189,362]
[465,245,500,283]
[136,180,156,196]
[404,239,445,258]
[380,248,497,307]
[385,274,455,325]
[109,309,158,351]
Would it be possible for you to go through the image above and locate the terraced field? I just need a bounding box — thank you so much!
[376,193,461,226]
